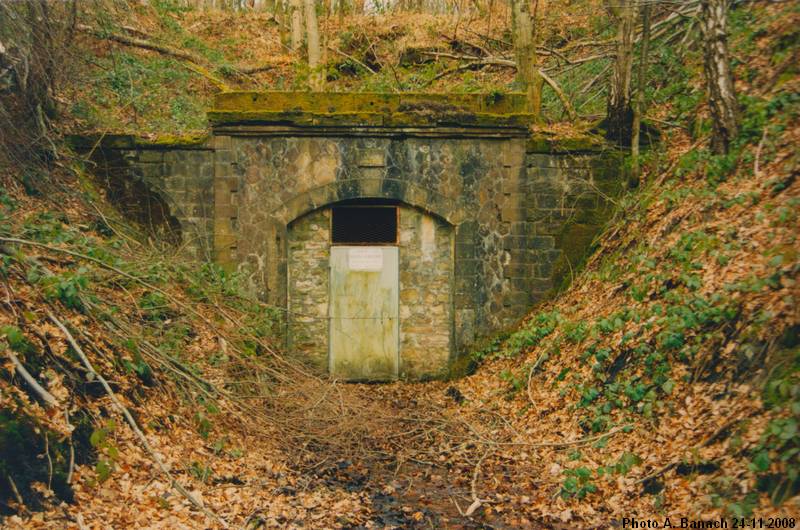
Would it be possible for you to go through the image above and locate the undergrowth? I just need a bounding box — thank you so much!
[469,1,800,515]
[0,171,287,513]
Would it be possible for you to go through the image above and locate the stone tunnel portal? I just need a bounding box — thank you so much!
[74,91,625,381]
[288,199,454,381]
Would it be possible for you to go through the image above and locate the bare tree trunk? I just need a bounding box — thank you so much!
[275,0,288,46]
[631,3,651,179]
[606,0,636,145]
[305,0,324,90]
[511,0,541,117]
[700,0,739,154]
[290,0,304,51]
[531,0,546,117]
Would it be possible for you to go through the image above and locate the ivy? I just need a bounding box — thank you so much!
[561,467,597,499]
[750,343,800,507]
[501,311,561,358]
[89,420,119,484]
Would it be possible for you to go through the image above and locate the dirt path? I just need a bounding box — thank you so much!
[290,382,554,529]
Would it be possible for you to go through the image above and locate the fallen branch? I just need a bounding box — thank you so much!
[46,311,229,528]
[6,474,24,511]
[539,69,577,120]
[541,53,615,73]
[635,417,742,486]
[526,352,549,406]
[538,44,572,64]
[529,423,632,449]
[182,63,230,91]
[429,60,504,83]
[437,32,492,59]
[0,236,311,390]
[419,49,593,120]
[328,45,378,75]
[420,50,514,66]
[76,24,205,65]
[2,340,59,408]
[464,449,490,517]
[76,24,231,90]
[645,116,689,130]
[754,128,768,177]
[643,2,700,43]
[561,39,616,51]
[66,411,75,485]
[577,63,611,97]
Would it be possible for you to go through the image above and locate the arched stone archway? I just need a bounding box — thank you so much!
[212,130,532,371]
[277,179,463,227]
[287,199,455,379]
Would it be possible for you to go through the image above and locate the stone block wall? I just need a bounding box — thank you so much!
[397,206,453,378]
[213,132,529,359]
[77,137,216,261]
[287,208,330,371]
[525,148,626,297]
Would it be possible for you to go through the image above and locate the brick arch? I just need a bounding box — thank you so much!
[275,178,464,227]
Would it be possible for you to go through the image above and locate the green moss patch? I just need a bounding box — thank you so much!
[208,91,534,127]
[67,133,211,151]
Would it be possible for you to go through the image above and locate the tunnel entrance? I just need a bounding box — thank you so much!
[330,201,400,381]
[76,92,625,381]
[288,199,454,380]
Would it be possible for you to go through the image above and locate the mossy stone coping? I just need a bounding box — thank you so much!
[208,91,536,128]
[525,135,610,153]
[67,132,211,150]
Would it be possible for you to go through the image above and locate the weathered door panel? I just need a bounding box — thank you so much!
[329,246,399,381]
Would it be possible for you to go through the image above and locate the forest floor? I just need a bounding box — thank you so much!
[1,0,799,528]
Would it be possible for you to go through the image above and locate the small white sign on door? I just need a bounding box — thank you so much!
[348,247,383,271]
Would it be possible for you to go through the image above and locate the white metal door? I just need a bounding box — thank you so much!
[329,246,399,381]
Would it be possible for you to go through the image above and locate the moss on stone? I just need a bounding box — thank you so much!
[67,133,210,151]
[526,133,608,154]
[447,352,478,379]
[209,91,533,128]
[142,132,210,147]
[590,153,629,195]
[550,222,604,292]
[549,164,627,293]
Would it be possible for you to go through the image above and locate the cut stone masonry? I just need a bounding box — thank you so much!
[73,91,625,379]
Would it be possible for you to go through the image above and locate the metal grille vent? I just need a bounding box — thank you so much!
[332,206,397,244]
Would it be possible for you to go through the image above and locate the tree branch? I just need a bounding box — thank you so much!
[74,24,264,90]
[2,340,59,408]
[76,24,205,65]
[539,69,577,120]
[47,311,229,528]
